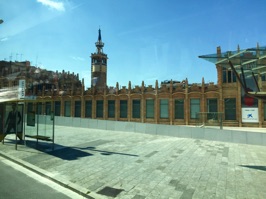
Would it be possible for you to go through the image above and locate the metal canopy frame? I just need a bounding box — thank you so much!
[199,46,266,100]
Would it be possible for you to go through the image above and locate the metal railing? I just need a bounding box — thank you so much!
[196,112,223,129]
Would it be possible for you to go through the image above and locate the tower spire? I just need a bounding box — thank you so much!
[91,28,108,89]
[98,28,102,41]
[95,28,104,54]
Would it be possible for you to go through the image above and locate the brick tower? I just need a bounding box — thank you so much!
[91,29,108,89]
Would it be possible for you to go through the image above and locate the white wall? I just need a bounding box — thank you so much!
[54,117,266,146]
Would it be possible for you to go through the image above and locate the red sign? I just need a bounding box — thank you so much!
[244,95,254,106]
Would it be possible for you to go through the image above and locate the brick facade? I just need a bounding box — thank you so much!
[1,39,266,128]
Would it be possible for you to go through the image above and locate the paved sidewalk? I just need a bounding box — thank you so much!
[1,126,266,199]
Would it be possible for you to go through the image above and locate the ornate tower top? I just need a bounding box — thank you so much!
[91,29,108,89]
[95,29,104,54]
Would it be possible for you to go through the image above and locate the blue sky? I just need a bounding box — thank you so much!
[0,0,266,89]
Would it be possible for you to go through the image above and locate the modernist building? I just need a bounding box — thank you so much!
[1,30,266,128]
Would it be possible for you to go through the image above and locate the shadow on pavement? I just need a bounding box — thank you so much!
[23,140,93,161]
[240,165,266,172]
[3,138,138,161]
[22,140,138,161]
[76,146,138,157]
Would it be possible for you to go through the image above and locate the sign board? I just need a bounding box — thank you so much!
[242,108,258,123]
[18,80,25,99]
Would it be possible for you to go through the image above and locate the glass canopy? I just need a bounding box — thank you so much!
[199,46,266,76]
[199,46,266,100]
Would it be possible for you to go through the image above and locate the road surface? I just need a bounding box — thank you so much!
[0,157,84,199]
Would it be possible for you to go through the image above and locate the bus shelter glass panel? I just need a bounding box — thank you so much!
[25,102,54,141]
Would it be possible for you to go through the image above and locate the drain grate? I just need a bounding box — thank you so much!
[97,186,123,197]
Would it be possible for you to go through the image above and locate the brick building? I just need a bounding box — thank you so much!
[1,30,266,128]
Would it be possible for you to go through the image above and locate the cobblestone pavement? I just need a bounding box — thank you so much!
[1,126,266,199]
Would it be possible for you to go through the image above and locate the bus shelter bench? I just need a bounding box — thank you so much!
[25,135,52,141]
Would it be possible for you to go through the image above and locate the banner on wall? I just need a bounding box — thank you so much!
[242,108,258,123]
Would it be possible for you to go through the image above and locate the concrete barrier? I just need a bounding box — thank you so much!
[246,131,263,145]
[106,120,115,131]
[97,120,107,130]
[80,118,89,128]
[217,129,232,142]
[53,117,266,146]
[55,116,70,126]
[135,123,146,134]
[263,133,266,146]
[231,130,247,144]
[204,128,218,141]
[72,117,81,127]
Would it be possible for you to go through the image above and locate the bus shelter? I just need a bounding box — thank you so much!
[0,99,55,150]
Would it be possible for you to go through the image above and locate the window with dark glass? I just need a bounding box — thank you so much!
[45,102,51,115]
[228,70,232,82]
[207,99,218,112]
[222,68,227,83]
[222,67,236,83]
[37,103,42,115]
[96,100,103,118]
[54,101,61,116]
[132,99,141,118]
[262,74,266,81]
[224,98,236,120]
[175,99,184,119]
[207,98,218,120]
[64,101,71,117]
[233,72,237,82]
[146,99,154,118]
[120,100,127,118]
[27,102,33,112]
[74,101,81,117]
[108,100,115,118]
[160,99,169,118]
[190,98,200,119]
[264,103,266,121]
[85,100,92,118]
